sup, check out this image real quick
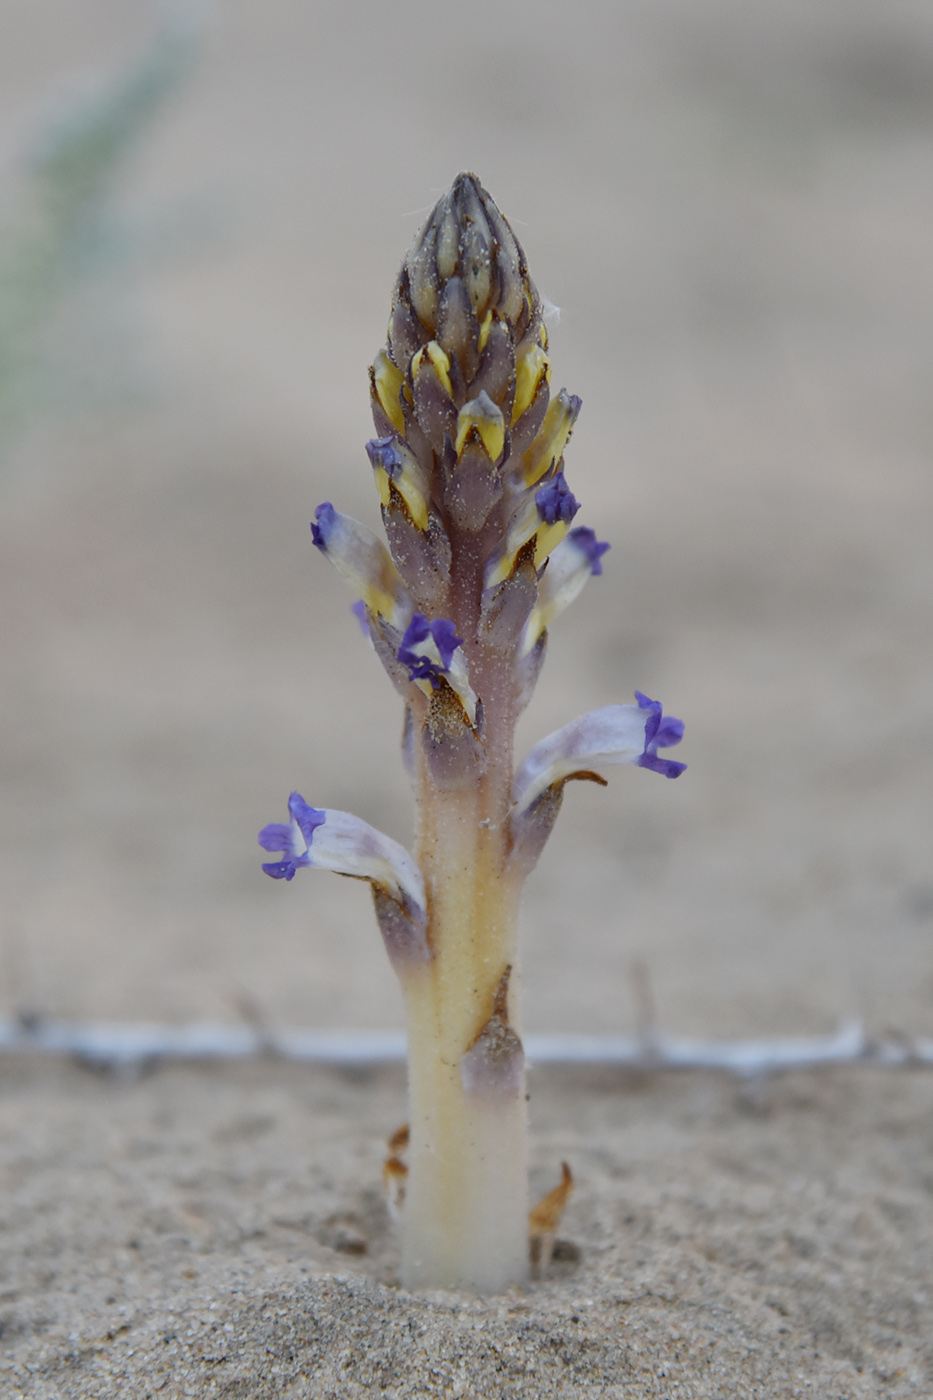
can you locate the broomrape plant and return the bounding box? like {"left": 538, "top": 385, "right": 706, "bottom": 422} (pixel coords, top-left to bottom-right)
{"left": 259, "top": 174, "right": 686, "bottom": 1292}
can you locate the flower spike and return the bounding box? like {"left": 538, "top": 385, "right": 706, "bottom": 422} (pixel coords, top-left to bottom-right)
{"left": 260, "top": 174, "right": 687, "bottom": 1292}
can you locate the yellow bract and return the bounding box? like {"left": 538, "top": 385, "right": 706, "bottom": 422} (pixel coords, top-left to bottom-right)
{"left": 484, "top": 497, "right": 571, "bottom": 592}
{"left": 533, "top": 519, "right": 570, "bottom": 568}
{"left": 364, "top": 579, "right": 404, "bottom": 623}
{"left": 372, "top": 455, "right": 430, "bottom": 531}
{"left": 523, "top": 394, "right": 578, "bottom": 487}
{"left": 373, "top": 350, "right": 405, "bottom": 435}
{"left": 512, "top": 343, "right": 549, "bottom": 424}
{"left": 373, "top": 465, "right": 392, "bottom": 509}
{"left": 455, "top": 396, "right": 505, "bottom": 463}
{"left": 399, "top": 478, "right": 429, "bottom": 530}
{"left": 411, "top": 340, "right": 452, "bottom": 398}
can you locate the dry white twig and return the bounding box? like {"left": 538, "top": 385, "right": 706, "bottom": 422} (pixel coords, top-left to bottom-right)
{"left": 1, "top": 1016, "right": 931, "bottom": 1075}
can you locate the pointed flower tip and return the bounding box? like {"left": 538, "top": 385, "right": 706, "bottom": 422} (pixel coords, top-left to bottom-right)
{"left": 403, "top": 172, "right": 532, "bottom": 337}
{"left": 398, "top": 612, "right": 463, "bottom": 688}
{"left": 635, "top": 692, "right": 687, "bottom": 778}
{"left": 451, "top": 169, "right": 483, "bottom": 195}
{"left": 569, "top": 526, "right": 610, "bottom": 575}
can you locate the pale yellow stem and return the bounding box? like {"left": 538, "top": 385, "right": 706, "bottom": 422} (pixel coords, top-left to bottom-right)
{"left": 399, "top": 781, "right": 529, "bottom": 1291}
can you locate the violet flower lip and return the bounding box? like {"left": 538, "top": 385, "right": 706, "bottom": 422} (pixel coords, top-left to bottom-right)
{"left": 397, "top": 613, "right": 464, "bottom": 688}
{"left": 534, "top": 469, "right": 579, "bottom": 525}
{"left": 258, "top": 173, "right": 686, "bottom": 1292}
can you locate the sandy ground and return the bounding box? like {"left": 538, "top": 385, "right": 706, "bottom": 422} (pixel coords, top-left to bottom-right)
{"left": 2, "top": 1059, "right": 933, "bottom": 1397}
{"left": 2, "top": 0, "right": 933, "bottom": 1393}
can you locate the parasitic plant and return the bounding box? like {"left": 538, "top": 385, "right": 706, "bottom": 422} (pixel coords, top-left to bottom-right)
{"left": 259, "top": 174, "right": 685, "bottom": 1292}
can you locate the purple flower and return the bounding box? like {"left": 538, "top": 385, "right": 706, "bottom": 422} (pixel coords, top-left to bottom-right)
{"left": 365, "top": 436, "right": 404, "bottom": 478}
{"left": 535, "top": 470, "right": 580, "bottom": 526}
{"left": 311, "top": 501, "right": 336, "bottom": 551}
{"left": 307, "top": 500, "right": 411, "bottom": 631}
{"left": 567, "top": 526, "right": 610, "bottom": 576}
{"left": 259, "top": 795, "right": 427, "bottom": 914}
{"left": 398, "top": 613, "right": 463, "bottom": 689}
{"left": 635, "top": 692, "right": 686, "bottom": 778}
{"left": 512, "top": 696, "right": 686, "bottom": 818}
{"left": 258, "top": 792, "right": 326, "bottom": 879}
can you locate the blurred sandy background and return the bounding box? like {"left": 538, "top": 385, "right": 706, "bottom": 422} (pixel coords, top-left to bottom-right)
{"left": 3, "top": 6, "right": 933, "bottom": 1396}
{"left": 2, "top": 0, "right": 932, "bottom": 1043}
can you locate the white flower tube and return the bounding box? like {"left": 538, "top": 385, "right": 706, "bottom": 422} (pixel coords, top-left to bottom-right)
{"left": 513, "top": 693, "right": 686, "bottom": 818}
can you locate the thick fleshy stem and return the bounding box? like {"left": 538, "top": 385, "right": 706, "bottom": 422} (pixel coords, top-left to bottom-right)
{"left": 398, "top": 522, "right": 530, "bottom": 1290}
